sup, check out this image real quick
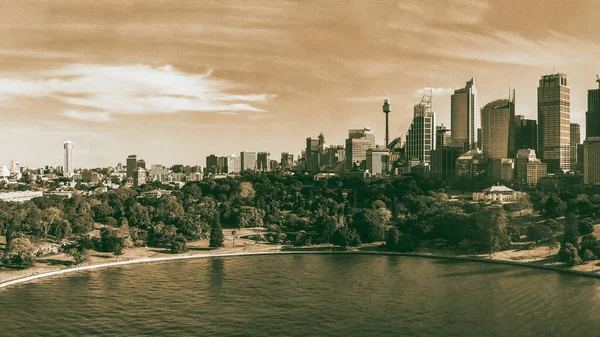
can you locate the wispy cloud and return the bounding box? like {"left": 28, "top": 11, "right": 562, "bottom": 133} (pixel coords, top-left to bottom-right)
{"left": 61, "top": 110, "right": 114, "bottom": 122}
{"left": 0, "top": 64, "right": 276, "bottom": 121}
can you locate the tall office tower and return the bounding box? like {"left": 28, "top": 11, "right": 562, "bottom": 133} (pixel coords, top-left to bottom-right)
{"left": 63, "top": 141, "right": 74, "bottom": 177}
{"left": 584, "top": 137, "right": 600, "bottom": 185}
{"left": 480, "top": 90, "right": 516, "bottom": 159}
{"left": 383, "top": 98, "right": 391, "bottom": 147}
{"left": 405, "top": 90, "right": 436, "bottom": 164}
{"left": 127, "top": 155, "right": 137, "bottom": 178}
{"left": 136, "top": 159, "right": 146, "bottom": 169}
{"left": 280, "top": 152, "right": 294, "bottom": 169}
{"left": 451, "top": 78, "right": 477, "bottom": 149}
{"left": 570, "top": 123, "right": 581, "bottom": 168}
{"left": 477, "top": 128, "right": 482, "bottom": 150}
{"left": 586, "top": 76, "right": 600, "bottom": 138}
{"left": 206, "top": 154, "right": 218, "bottom": 174}
{"left": 317, "top": 132, "right": 327, "bottom": 165}
{"left": 515, "top": 149, "right": 547, "bottom": 186}
{"left": 257, "top": 152, "right": 271, "bottom": 172}
{"left": 366, "top": 147, "right": 390, "bottom": 175}
{"left": 133, "top": 167, "right": 146, "bottom": 188}
{"left": 9, "top": 161, "right": 20, "bottom": 174}
{"left": 436, "top": 124, "right": 451, "bottom": 148}
{"left": 240, "top": 151, "right": 257, "bottom": 172}
{"left": 306, "top": 137, "right": 320, "bottom": 173}
{"left": 227, "top": 154, "right": 241, "bottom": 173}
{"left": 217, "top": 156, "right": 228, "bottom": 174}
{"left": 514, "top": 115, "right": 538, "bottom": 151}
{"left": 537, "top": 73, "right": 570, "bottom": 173}
{"left": 345, "top": 128, "right": 375, "bottom": 169}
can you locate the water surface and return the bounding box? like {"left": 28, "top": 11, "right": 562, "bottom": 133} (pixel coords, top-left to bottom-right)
{"left": 1, "top": 255, "right": 600, "bottom": 336}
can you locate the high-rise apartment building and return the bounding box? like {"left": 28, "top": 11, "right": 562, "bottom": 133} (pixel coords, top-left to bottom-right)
{"left": 136, "top": 159, "right": 146, "bottom": 169}
{"left": 240, "top": 151, "right": 257, "bottom": 172}
{"left": 586, "top": 77, "right": 600, "bottom": 138}
{"left": 64, "top": 141, "right": 74, "bottom": 177}
{"left": 570, "top": 123, "right": 581, "bottom": 168}
{"left": 206, "top": 154, "right": 218, "bottom": 174}
{"left": 133, "top": 167, "right": 146, "bottom": 188}
{"left": 480, "top": 90, "right": 515, "bottom": 159}
{"left": 127, "top": 155, "right": 137, "bottom": 178}
{"left": 451, "top": 78, "right": 477, "bottom": 149}
{"left": 537, "top": 73, "right": 570, "bottom": 173}
{"left": 405, "top": 92, "right": 436, "bottom": 164}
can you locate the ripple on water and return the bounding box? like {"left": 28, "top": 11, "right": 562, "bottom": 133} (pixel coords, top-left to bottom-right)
{"left": 2, "top": 255, "right": 600, "bottom": 337}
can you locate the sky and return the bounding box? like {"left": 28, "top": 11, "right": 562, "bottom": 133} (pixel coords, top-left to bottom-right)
{"left": 0, "top": 0, "right": 599, "bottom": 169}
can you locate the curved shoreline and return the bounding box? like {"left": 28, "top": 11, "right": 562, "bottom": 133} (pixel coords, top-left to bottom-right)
{"left": 1, "top": 250, "right": 599, "bottom": 290}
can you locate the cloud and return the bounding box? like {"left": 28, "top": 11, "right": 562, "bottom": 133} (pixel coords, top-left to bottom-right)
{"left": 415, "top": 87, "right": 454, "bottom": 97}
{"left": 0, "top": 64, "right": 276, "bottom": 121}
{"left": 341, "top": 96, "right": 389, "bottom": 103}
{"left": 61, "top": 110, "right": 114, "bottom": 122}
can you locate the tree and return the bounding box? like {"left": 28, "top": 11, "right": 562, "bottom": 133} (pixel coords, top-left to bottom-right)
{"left": 209, "top": 222, "right": 225, "bottom": 249}
{"left": 238, "top": 182, "right": 255, "bottom": 199}
{"left": 314, "top": 215, "right": 338, "bottom": 243}
{"left": 562, "top": 213, "right": 580, "bottom": 249}
{"left": 558, "top": 243, "right": 582, "bottom": 266}
{"left": 349, "top": 209, "right": 385, "bottom": 243}
{"left": 2, "top": 237, "right": 36, "bottom": 268}
{"left": 331, "top": 227, "right": 361, "bottom": 249}
{"left": 396, "top": 233, "right": 420, "bottom": 252}
{"left": 100, "top": 227, "right": 124, "bottom": 253}
{"left": 579, "top": 234, "right": 600, "bottom": 257}
{"left": 386, "top": 227, "right": 400, "bottom": 249}
{"left": 526, "top": 224, "right": 553, "bottom": 243}
{"left": 170, "top": 234, "right": 188, "bottom": 254}
{"left": 578, "top": 219, "right": 595, "bottom": 236}
{"left": 178, "top": 214, "right": 210, "bottom": 241}
{"left": 236, "top": 206, "right": 264, "bottom": 229}
{"left": 544, "top": 194, "right": 567, "bottom": 219}
{"left": 64, "top": 235, "right": 94, "bottom": 265}
{"left": 49, "top": 220, "right": 72, "bottom": 240}
{"left": 148, "top": 222, "right": 177, "bottom": 246}
{"left": 583, "top": 249, "right": 597, "bottom": 262}
{"left": 470, "top": 208, "right": 510, "bottom": 254}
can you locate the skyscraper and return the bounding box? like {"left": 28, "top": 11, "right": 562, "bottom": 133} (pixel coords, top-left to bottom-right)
{"left": 227, "top": 154, "right": 241, "bottom": 173}
{"left": 9, "top": 161, "right": 20, "bottom": 174}
{"left": 451, "top": 78, "right": 477, "bottom": 149}
{"left": 570, "top": 123, "right": 581, "bottom": 168}
{"left": 63, "top": 141, "right": 74, "bottom": 177}
{"left": 366, "top": 148, "right": 390, "bottom": 175}
{"left": 257, "top": 152, "right": 271, "bottom": 172}
{"left": 206, "top": 154, "right": 218, "bottom": 174}
{"left": 345, "top": 128, "right": 374, "bottom": 170}
{"left": 305, "top": 137, "right": 320, "bottom": 173}
{"left": 405, "top": 91, "right": 436, "bottom": 164}
{"left": 136, "top": 159, "right": 146, "bottom": 169}
{"left": 480, "top": 90, "right": 515, "bottom": 159}
{"left": 514, "top": 115, "right": 537, "bottom": 151}
{"left": 537, "top": 73, "right": 570, "bottom": 173}
{"left": 240, "top": 151, "right": 257, "bottom": 172}
{"left": 515, "top": 149, "right": 547, "bottom": 186}
{"left": 584, "top": 137, "right": 600, "bottom": 185}
{"left": 586, "top": 76, "right": 600, "bottom": 138}
{"left": 436, "top": 124, "right": 451, "bottom": 148}
{"left": 127, "top": 155, "right": 137, "bottom": 178}
{"left": 280, "top": 152, "right": 294, "bottom": 169}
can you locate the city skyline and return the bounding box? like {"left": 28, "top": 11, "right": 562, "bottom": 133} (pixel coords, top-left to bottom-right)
{"left": 1, "top": 1, "right": 599, "bottom": 168}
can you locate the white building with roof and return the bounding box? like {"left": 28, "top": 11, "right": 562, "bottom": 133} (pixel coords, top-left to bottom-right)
{"left": 472, "top": 185, "right": 524, "bottom": 203}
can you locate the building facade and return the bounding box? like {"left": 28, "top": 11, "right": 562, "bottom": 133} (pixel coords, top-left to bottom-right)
{"left": 587, "top": 78, "right": 600, "bottom": 138}
{"left": 366, "top": 148, "right": 390, "bottom": 175}
{"left": 345, "top": 128, "right": 374, "bottom": 170}
{"left": 570, "top": 123, "right": 581, "bottom": 169}
{"left": 537, "top": 73, "right": 571, "bottom": 173}
{"left": 240, "top": 151, "right": 257, "bottom": 172}
{"left": 584, "top": 137, "right": 600, "bottom": 185}
{"left": 306, "top": 137, "right": 320, "bottom": 173}
{"left": 451, "top": 78, "right": 477, "bottom": 150}
{"left": 127, "top": 155, "right": 137, "bottom": 178}
{"left": 257, "top": 152, "right": 271, "bottom": 172}
{"left": 405, "top": 95, "right": 436, "bottom": 164}
{"left": 480, "top": 90, "right": 515, "bottom": 159}
{"left": 64, "top": 141, "right": 74, "bottom": 177}
{"left": 515, "top": 149, "right": 547, "bottom": 186}
{"left": 514, "top": 115, "right": 537, "bottom": 152}
{"left": 227, "top": 154, "right": 241, "bottom": 173}
{"left": 430, "top": 145, "right": 463, "bottom": 181}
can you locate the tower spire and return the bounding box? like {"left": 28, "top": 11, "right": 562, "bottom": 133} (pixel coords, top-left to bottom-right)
{"left": 383, "top": 96, "right": 391, "bottom": 148}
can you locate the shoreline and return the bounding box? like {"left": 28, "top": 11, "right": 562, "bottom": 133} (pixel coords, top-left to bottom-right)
{"left": 2, "top": 249, "right": 600, "bottom": 290}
